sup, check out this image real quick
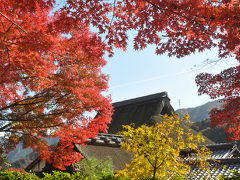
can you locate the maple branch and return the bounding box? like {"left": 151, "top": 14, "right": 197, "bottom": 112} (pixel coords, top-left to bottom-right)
{"left": 0, "top": 111, "right": 65, "bottom": 122}
{"left": 15, "top": 123, "right": 64, "bottom": 129}
{"left": 0, "top": 13, "right": 79, "bottom": 71}
{"left": 0, "top": 122, "right": 64, "bottom": 133}
{"left": 0, "top": 46, "right": 11, "bottom": 80}
{"left": 0, "top": 107, "right": 69, "bottom": 124}
{"left": 0, "top": 116, "right": 33, "bottom": 121}
{"left": 0, "top": 89, "right": 69, "bottom": 112}
{"left": 156, "top": 154, "right": 167, "bottom": 169}
{"left": 0, "top": 91, "right": 72, "bottom": 128}
{"left": 0, "top": 130, "right": 47, "bottom": 143}
{"left": 5, "top": 23, "right": 13, "bottom": 34}
{"left": 1, "top": 22, "right": 14, "bottom": 43}
{"left": 0, "top": 89, "right": 52, "bottom": 112}
{"left": 20, "top": 102, "right": 47, "bottom": 117}
{"left": 22, "top": 110, "right": 69, "bottom": 121}
{"left": 102, "top": 0, "right": 117, "bottom": 43}
{"left": 0, "top": 123, "right": 12, "bottom": 131}
{"left": 110, "top": 0, "right": 117, "bottom": 27}
{"left": 0, "top": 100, "right": 45, "bottom": 112}
{"left": 144, "top": 0, "right": 208, "bottom": 32}
{"left": 0, "top": 18, "right": 7, "bottom": 35}
{"left": 109, "top": 0, "right": 117, "bottom": 32}
{"left": 0, "top": 12, "right": 27, "bottom": 33}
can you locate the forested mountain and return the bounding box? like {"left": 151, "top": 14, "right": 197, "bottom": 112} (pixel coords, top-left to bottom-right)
{"left": 176, "top": 100, "right": 227, "bottom": 143}
{"left": 176, "top": 100, "right": 223, "bottom": 122}
{"left": 191, "top": 119, "right": 227, "bottom": 143}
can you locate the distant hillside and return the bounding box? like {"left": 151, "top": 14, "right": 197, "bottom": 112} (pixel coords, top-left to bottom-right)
{"left": 176, "top": 100, "right": 228, "bottom": 143}
{"left": 191, "top": 119, "right": 227, "bottom": 143}
{"left": 176, "top": 100, "right": 223, "bottom": 122}
{"left": 7, "top": 138, "right": 59, "bottom": 169}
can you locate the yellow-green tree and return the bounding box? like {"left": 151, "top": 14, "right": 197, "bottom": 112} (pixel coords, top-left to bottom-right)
{"left": 116, "top": 113, "right": 211, "bottom": 179}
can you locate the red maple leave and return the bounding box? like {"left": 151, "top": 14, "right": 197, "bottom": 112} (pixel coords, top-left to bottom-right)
{"left": 196, "top": 65, "right": 240, "bottom": 141}
{"left": 1, "top": 0, "right": 240, "bottom": 170}
{"left": 64, "top": 0, "right": 239, "bottom": 140}
{"left": 0, "top": 0, "right": 112, "bottom": 169}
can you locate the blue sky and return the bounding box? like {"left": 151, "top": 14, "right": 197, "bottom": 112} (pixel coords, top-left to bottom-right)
{"left": 103, "top": 43, "right": 237, "bottom": 110}
{"left": 53, "top": 0, "right": 237, "bottom": 110}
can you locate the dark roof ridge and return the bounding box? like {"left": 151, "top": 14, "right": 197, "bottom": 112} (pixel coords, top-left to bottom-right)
{"left": 98, "top": 133, "right": 124, "bottom": 138}
{"left": 204, "top": 141, "right": 238, "bottom": 149}
{"left": 181, "top": 142, "right": 240, "bottom": 156}
{"left": 113, "top": 91, "right": 170, "bottom": 108}
{"left": 216, "top": 157, "right": 240, "bottom": 164}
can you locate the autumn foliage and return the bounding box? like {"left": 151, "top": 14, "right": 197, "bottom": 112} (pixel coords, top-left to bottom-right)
{"left": 64, "top": 0, "right": 240, "bottom": 59}
{"left": 117, "top": 114, "right": 210, "bottom": 179}
{"left": 0, "top": 0, "right": 112, "bottom": 170}
{"left": 0, "top": 0, "right": 239, "bottom": 170}
{"left": 196, "top": 66, "right": 240, "bottom": 141}
{"left": 62, "top": 0, "right": 240, "bottom": 140}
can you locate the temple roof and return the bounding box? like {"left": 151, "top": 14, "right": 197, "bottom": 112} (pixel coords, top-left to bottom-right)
{"left": 108, "top": 92, "right": 174, "bottom": 133}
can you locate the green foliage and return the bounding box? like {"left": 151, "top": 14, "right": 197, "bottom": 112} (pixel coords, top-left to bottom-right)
{"left": 0, "top": 171, "right": 39, "bottom": 180}
{"left": 116, "top": 113, "right": 211, "bottom": 179}
{"left": 191, "top": 119, "right": 227, "bottom": 143}
{"left": 0, "top": 170, "right": 193, "bottom": 179}
{"left": 73, "top": 157, "right": 114, "bottom": 179}
{"left": 0, "top": 157, "right": 115, "bottom": 180}
{"left": 42, "top": 171, "right": 86, "bottom": 180}
{"left": 42, "top": 171, "right": 74, "bottom": 180}
{"left": 0, "top": 170, "right": 118, "bottom": 180}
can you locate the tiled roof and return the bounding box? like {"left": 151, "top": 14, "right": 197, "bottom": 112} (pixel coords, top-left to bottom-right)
{"left": 205, "top": 141, "right": 240, "bottom": 151}
{"left": 189, "top": 158, "right": 240, "bottom": 179}
{"left": 205, "top": 143, "right": 240, "bottom": 160}
{"left": 87, "top": 133, "right": 123, "bottom": 147}
{"left": 183, "top": 141, "right": 240, "bottom": 179}
{"left": 181, "top": 141, "right": 240, "bottom": 159}
{"left": 211, "top": 149, "right": 232, "bottom": 159}
{"left": 209, "top": 144, "right": 240, "bottom": 159}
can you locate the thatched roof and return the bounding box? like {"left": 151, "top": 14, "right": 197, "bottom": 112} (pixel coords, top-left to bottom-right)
{"left": 108, "top": 92, "right": 174, "bottom": 133}
{"left": 108, "top": 92, "right": 213, "bottom": 144}
{"left": 75, "top": 134, "right": 132, "bottom": 170}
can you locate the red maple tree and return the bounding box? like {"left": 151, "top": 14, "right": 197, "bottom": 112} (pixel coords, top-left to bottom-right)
{"left": 196, "top": 66, "right": 240, "bottom": 141}
{"left": 64, "top": 0, "right": 239, "bottom": 140}
{"left": 0, "top": 0, "right": 112, "bottom": 170}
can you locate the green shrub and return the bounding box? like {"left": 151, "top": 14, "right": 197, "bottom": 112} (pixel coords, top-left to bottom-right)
{"left": 42, "top": 171, "right": 86, "bottom": 180}
{"left": 0, "top": 170, "right": 167, "bottom": 180}
{"left": 73, "top": 157, "right": 114, "bottom": 179}
{"left": 0, "top": 170, "right": 117, "bottom": 180}
{"left": 0, "top": 171, "right": 39, "bottom": 180}
{"left": 42, "top": 171, "right": 120, "bottom": 180}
